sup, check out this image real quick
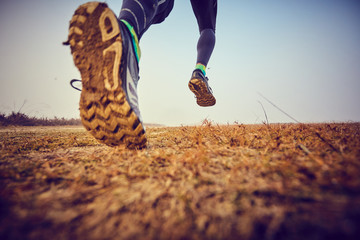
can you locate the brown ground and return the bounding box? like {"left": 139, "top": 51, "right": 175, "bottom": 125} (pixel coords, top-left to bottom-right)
{"left": 0, "top": 122, "right": 359, "bottom": 240}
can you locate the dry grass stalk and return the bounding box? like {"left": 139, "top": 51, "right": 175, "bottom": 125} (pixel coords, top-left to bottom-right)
{"left": 0, "top": 122, "right": 360, "bottom": 240}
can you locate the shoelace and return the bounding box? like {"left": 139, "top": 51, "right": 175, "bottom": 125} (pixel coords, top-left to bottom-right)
{"left": 70, "top": 79, "right": 82, "bottom": 91}
{"left": 69, "top": 75, "right": 141, "bottom": 92}
{"left": 204, "top": 76, "right": 213, "bottom": 94}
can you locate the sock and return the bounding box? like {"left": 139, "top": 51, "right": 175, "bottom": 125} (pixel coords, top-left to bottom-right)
{"left": 195, "top": 63, "right": 206, "bottom": 76}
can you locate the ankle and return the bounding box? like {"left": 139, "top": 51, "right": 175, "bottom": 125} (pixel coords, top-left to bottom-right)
{"left": 195, "top": 63, "right": 206, "bottom": 76}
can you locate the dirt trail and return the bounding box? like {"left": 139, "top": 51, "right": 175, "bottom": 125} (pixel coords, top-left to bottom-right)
{"left": 1, "top": 123, "right": 360, "bottom": 239}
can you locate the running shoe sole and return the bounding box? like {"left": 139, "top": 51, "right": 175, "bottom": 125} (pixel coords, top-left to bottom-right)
{"left": 188, "top": 78, "right": 216, "bottom": 107}
{"left": 67, "top": 2, "right": 146, "bottom": 149}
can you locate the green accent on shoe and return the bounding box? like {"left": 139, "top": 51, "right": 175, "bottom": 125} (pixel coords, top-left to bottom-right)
{"left": 120, "top": 19, "right": 141, "bottom": 63}
{"left": 195, "top": 63, "right": 206, "bottom": 76}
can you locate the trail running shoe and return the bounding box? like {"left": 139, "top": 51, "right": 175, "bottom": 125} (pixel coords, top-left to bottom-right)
{"left": 188, "top": 69, "right": 216, "bottom": 107}
{"left": 64, "top": 2, "right": 146, "bottom": 149}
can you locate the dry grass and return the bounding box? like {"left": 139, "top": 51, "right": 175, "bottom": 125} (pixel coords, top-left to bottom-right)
{"left": 0, "top": 122, "right": 360, "bottom": 240}
{"left": 0, "top": 112, "right": 81, "bottom": 126}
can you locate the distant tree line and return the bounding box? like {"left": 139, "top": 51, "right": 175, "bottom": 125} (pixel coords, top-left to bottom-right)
{"left": 0, "top": 112, "right": 81, "bottom": 126}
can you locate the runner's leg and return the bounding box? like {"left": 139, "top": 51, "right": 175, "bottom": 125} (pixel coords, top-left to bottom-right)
{"left": 119, "top": 0, "right": 174, "bottom": 40}
{"left": 190, "top": 0, "right": 217, "bottom": 75}
{"left": 196, "top": 29, "right": 215, "bottom": 75}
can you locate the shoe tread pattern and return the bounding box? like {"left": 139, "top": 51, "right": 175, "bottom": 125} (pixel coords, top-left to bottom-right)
{"left": 67, "top": 2, "right": 146, "bottom": 149}
{"left": 188, "top": 78, "right": 216, "bottom": 107}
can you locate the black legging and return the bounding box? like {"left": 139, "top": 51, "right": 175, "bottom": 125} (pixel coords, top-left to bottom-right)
{"left": 119, "top": 0, "right": 217, "bottom": 67}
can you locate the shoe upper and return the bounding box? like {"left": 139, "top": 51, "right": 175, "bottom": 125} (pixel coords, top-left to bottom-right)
{"left": 118, "top": 21, "right": 143, "bottom": 123}
{"left": 191, "top": 69, "right": 213, "bottom": 94}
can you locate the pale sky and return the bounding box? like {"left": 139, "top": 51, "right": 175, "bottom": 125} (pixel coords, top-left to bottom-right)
{"left": 1, "top": 0, "right": 359, "bottom": 126}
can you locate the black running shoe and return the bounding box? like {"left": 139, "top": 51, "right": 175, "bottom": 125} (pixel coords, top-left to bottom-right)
{"left": 188, "top": 69, "right": 216, "bottom": 107}
{"left": 64, "top": 2, "right": 146, "bottom": 149}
